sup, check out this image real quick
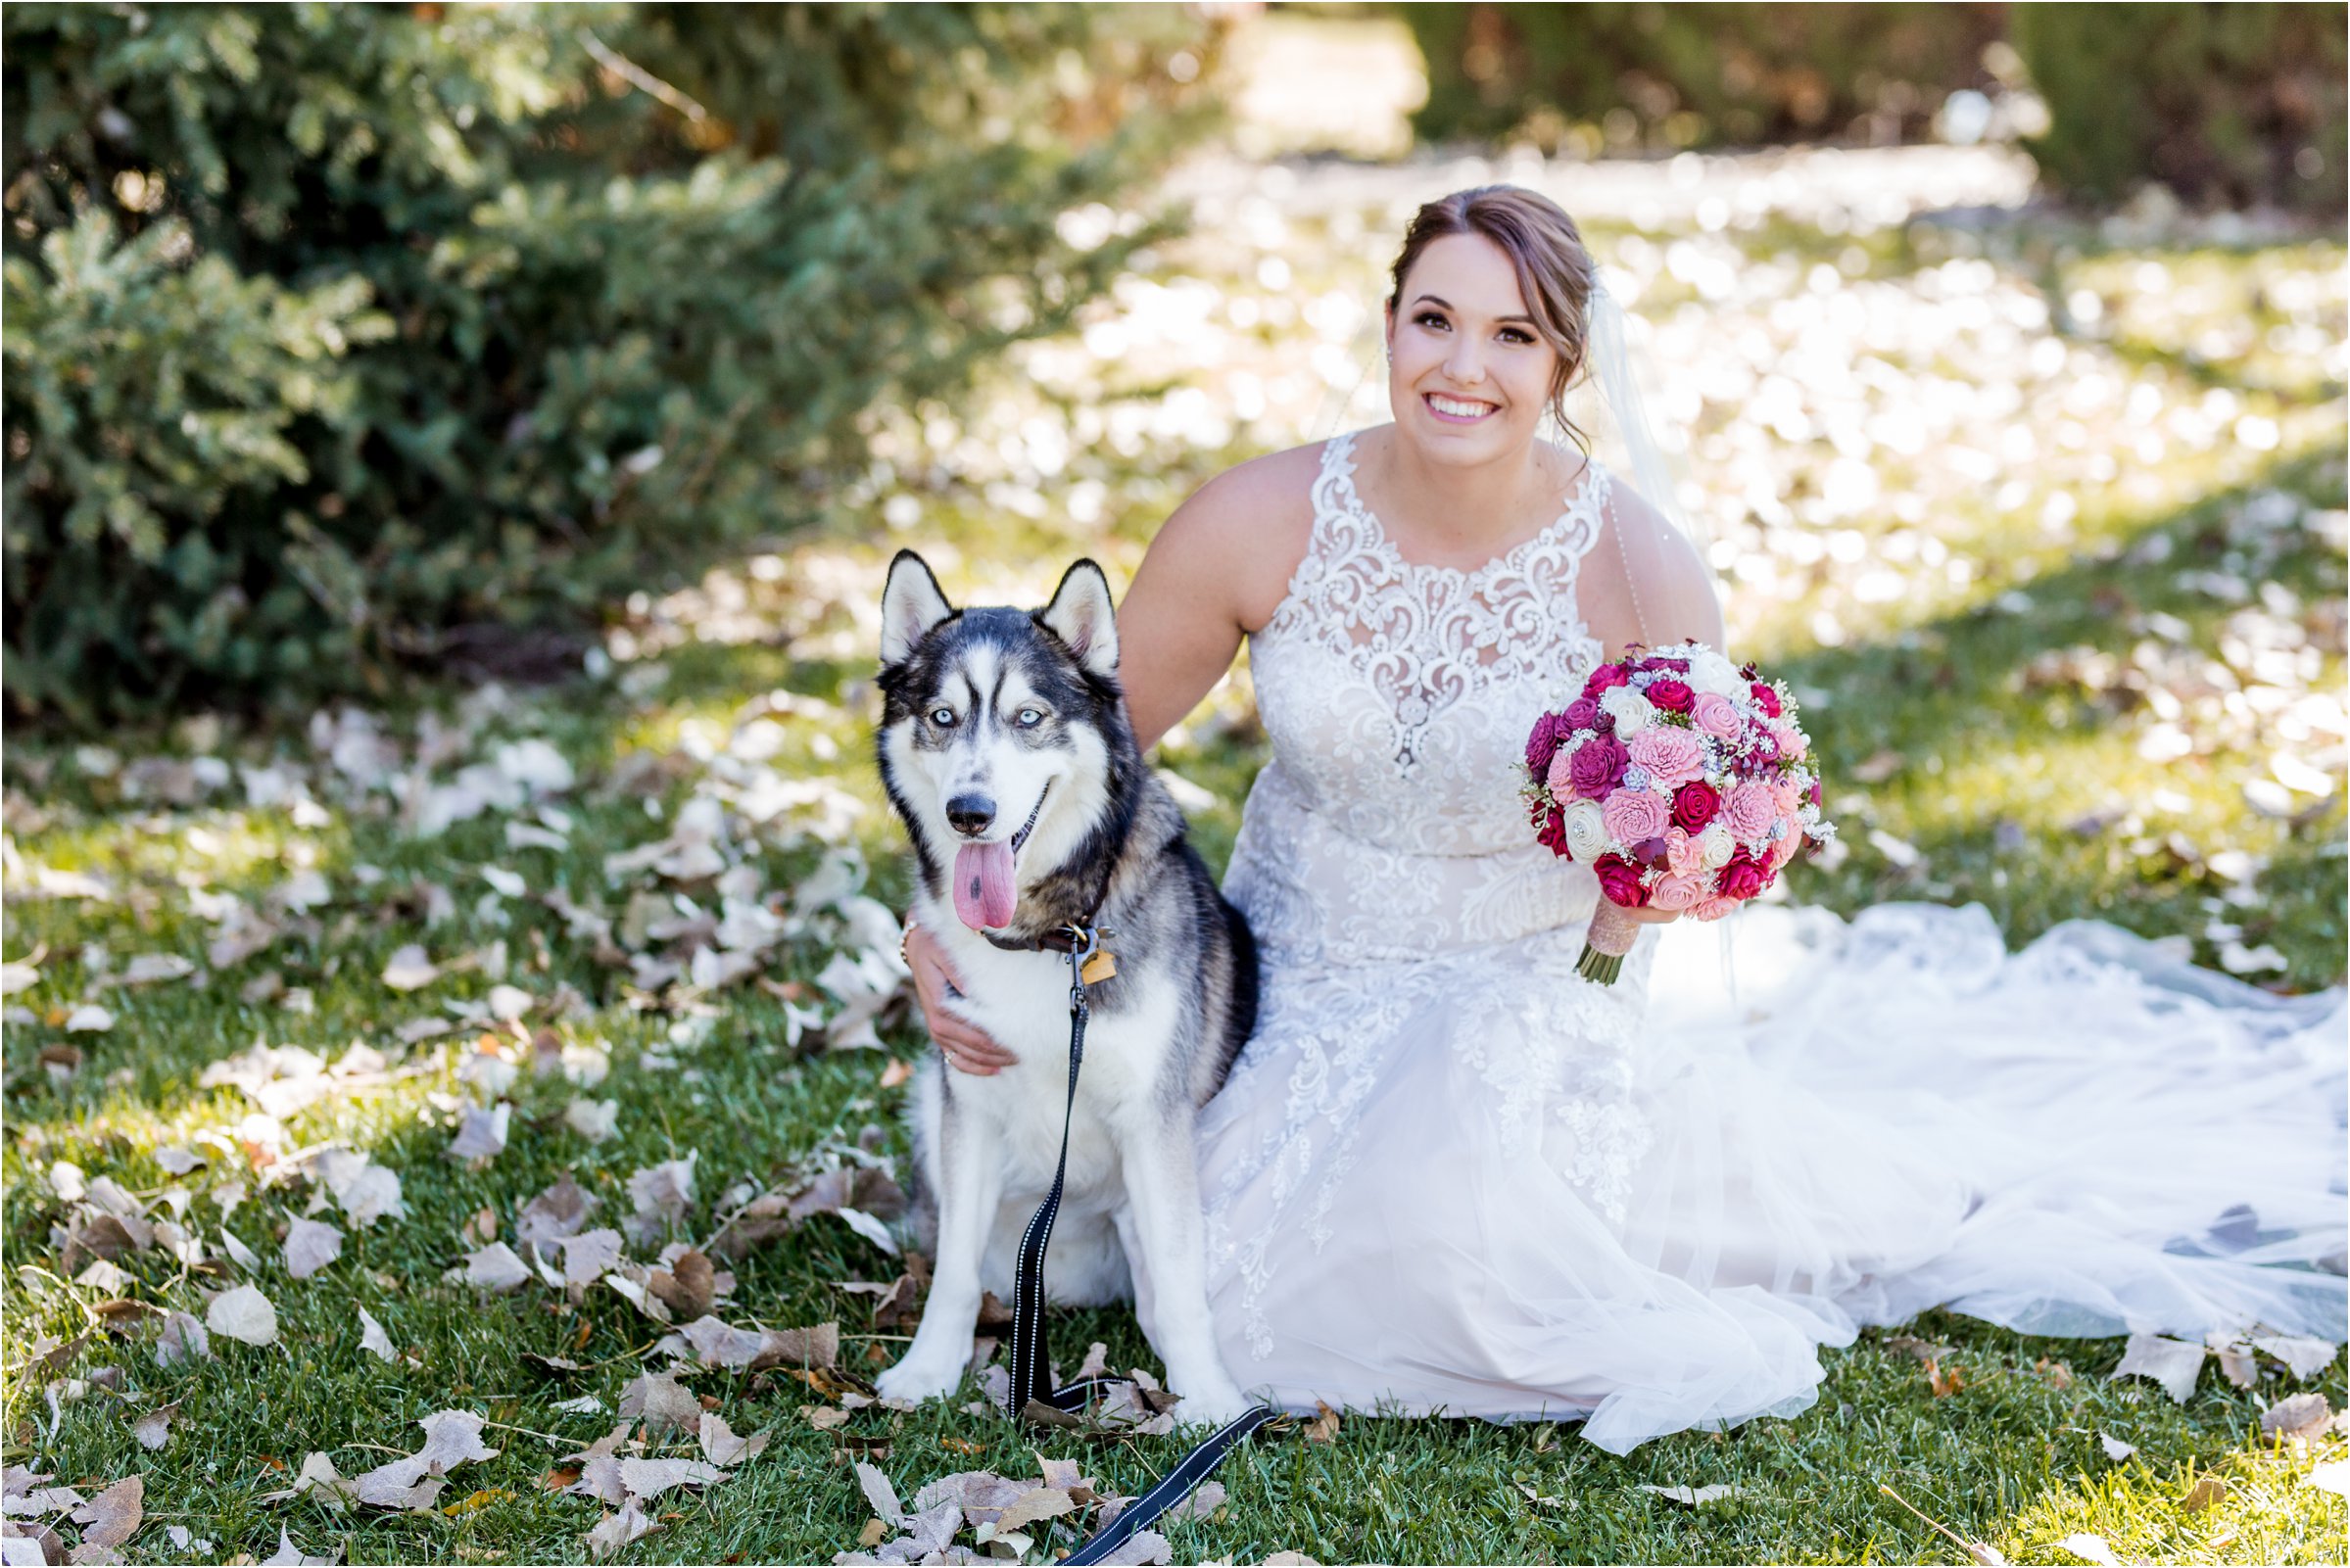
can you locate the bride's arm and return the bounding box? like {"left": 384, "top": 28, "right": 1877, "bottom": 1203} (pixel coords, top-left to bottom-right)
{"left": 1117, "top": 453, "right": 1312, "bottom": 753}
{"left": 1587, "top": 482, "right": 1726, "bottom": 660}
{"left": 1588, "top": 482, "right": 1727, "bottom": 927}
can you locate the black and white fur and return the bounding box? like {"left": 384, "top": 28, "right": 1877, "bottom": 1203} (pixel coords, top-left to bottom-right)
{"left": 872, "top": 549, "right": 1260, "bottom": 1424}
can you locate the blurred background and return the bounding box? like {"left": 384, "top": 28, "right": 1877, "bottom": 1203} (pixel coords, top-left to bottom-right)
{"left": 2, "top": 2, "right": 2344, "bottom": 974}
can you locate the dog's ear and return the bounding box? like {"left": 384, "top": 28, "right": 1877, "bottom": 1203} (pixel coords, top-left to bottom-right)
{"left": 881, "top": 550, "right": 955, "bottom": 667}
{"left": 1039, "top": 558, "right": 1120, "bottom": 678}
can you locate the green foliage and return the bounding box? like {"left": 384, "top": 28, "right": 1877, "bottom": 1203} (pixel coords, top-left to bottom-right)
{"left": 1, "top": 3, "right": 1217, "bottom": 726}
{"left": 2013, "top": 3, "right": 2347, "bottom": 214}
{"left": 1401, "top": 3, "right": 2001, "bottom": 153}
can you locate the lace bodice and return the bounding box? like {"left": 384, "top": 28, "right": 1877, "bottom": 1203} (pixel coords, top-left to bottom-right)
{"left": 1225, "top": 430, "right": 1615, "bottom": 965}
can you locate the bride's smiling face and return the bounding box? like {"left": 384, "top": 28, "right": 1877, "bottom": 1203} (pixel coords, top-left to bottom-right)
{"left": 1385, "top": 232, "right": 1560, "bottom": 464}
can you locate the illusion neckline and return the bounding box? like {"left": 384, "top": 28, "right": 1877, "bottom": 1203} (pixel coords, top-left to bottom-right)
{"left": 1323, "top": 428, "right": 1609, "bottom": 585}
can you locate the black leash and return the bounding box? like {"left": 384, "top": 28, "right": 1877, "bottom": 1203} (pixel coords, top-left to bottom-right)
{"left": 1004, "top": 921, "right": 1277, "bottom": 1566}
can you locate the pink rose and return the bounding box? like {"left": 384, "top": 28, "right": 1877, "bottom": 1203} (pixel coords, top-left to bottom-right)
{"left": 1689, "top": 895, "right": 1739, "bottom": 922}
{"left": 1649, "top": 872, "right": 1705, "bottom": 912}
{"left": 1583, "top": 664, "right": 1630, "bottom": 699}
{"left": 1601, "top": 786, "right": 1670, "bottom": 846}
{"left": 1767, "top": 779, "right": 1801, "bottom": 820}
{"left": 1625, "top": 728, "right": 1706, "bottom": 789}
{"left": 1751, "top": 682, "right": 1782, "bottom": 717}
{"left": 1560, "top": 733, "right": 1628, "bottom": 799}
{"left": 1722, "top": 782, "right": 1778, "bottom": 842}
{"left": 1769, "top": 718, "right": 1806, "bottom": 760}
{"left": 1690, "top": 692, "right": 1742, "bottom": 740}
{"left": 1769, "top": 829, "right": 1801, "bottom": 869}
{"left": 1663, "top": 827, "right": 1706, "bottom": 879}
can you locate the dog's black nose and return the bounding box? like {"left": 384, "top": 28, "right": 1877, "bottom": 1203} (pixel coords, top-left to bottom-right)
{"left": 945, "top": 793, "right": 995, "bottom": 836}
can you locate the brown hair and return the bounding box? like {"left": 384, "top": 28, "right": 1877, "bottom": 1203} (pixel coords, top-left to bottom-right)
{"left": 1387, "top": 185, "right": 1597, "bottom": 443}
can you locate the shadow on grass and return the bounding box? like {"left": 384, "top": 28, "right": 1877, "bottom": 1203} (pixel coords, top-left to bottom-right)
{"left": 1780, "top": 444, "right": 2348, "bottom": 988}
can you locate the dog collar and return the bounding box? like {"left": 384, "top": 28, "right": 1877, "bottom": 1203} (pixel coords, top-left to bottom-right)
{"left": 981, "top": 916, "right": 1103, "bottom": 956}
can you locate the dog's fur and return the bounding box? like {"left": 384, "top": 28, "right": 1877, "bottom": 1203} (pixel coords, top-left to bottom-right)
{"left": 871, "top": 549, "right": 1260, "bottom": 1423}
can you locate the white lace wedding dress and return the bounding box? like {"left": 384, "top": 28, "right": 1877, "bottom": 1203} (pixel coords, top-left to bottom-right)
{"left": 1186, "top": 430, "right": 2347, "bottom": 1453}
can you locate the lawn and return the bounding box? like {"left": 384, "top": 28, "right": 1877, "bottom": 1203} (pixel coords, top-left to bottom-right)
{"left": 4, "top": 142, "right": 2345, "bottom": 1565}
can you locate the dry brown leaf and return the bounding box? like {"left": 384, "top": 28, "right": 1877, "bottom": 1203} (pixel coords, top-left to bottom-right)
{"left": 463, "top": 1242, "right": 532, "bottom": 1293}
{"left": 1303, "top": 1402, "right": 1339, "bottom": 1444}
{"left": 1927, "top": 1359, "right": 1966, "bottom": 1398}
{"left": 584, "top": 1498, "right": 659, "bottom": 1559}
{"left": 617, "top": 1370, "right": 702, "bottom": 1436}
{"left": 2261, "top": 1391, "right": 2332, "bottom": 1441}
{"left": 69, "top": 1476, "right": 141, "bottom": 1550}
{"left": 131, "top": 1402, "right": 179, "bottom": 1451}
{"left": 647, "top": 1250, "right": 716, "bottom": 1320}
{"left": 802, "top": 1404, "right": 850, "bottom": 1431}
{"left": 2181, "top": 1476, "right": 2230, "bottom": 1512}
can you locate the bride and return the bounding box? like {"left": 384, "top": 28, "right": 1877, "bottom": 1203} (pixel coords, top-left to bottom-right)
{"left": 900, "top": 185, "right": 2346, "bottom": 1453}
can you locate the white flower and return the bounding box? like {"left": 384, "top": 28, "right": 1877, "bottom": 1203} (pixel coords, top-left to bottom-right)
{"left": 1699, "top": 822, "right": 1736, "bottom": 868}
{"left": 1687, "top": 649, "right": 1745, "bottom": 697}
{"left": 1563, "top": 800, "right": 1610, "bottom": 861}
{"left": 1599, "top": 686, "right": 1655, "bottom": 735}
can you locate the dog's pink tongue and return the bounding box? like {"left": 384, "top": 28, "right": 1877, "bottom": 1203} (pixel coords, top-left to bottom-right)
{"left": 951, "top": 841, "right": 1018, "bottom": 929}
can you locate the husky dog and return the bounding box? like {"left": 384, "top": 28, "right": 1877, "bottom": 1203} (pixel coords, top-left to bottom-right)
{"left": 872, "top": 549, "right": 1260, "bottom": 1424}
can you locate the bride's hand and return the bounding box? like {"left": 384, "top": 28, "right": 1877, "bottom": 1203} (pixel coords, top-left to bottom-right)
{"left": 904, "top": 921, "right": 1020, "bottom": 1075}
{"left": 1618, "top": 905, "right": 1684, "bottom": 926}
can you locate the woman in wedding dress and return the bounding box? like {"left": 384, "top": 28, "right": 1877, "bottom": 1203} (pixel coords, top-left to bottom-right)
{"left": 903, "top": 185, "right": 2346, "bottom": 1453}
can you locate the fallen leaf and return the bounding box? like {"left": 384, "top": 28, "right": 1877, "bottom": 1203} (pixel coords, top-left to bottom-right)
{"left": 2057, "top": 1532, "right": 2119, "bottom": 1566}
{"left": 1639, "top": 1483, "right": 1742, "bottom": 1506}
{"left": 617, "top": 1370, "right": 702, "bottom": 1436}
{"left": 1303, "top": 1402, "right": 1339, "bottom": 1444}
{"left": 65, "top": 1005, "right": 115, "bottom": 1033}
{"left": 1162, "top": 1479, "right": 1225, "bottom": 1522}
{"left": 2099, "top": 1432, "right": 2135, "bottom": 1461}
{"left": 68, "top": 1477, "right": 140, "bottom": 1549}
{"left": 441, "top": 1488, "right": 508, "bottom": 1519}
{"left": 584, "top": 1498, "right": 659, "bottom": 1558}
{"left": 993, "top": 1485, "right": 1075, "bottom": 1533}
{"left": 1928, "top": 1359, "right": 1966, "bottom": 1398}
{"left": 2254, "top": 1335, "right": 2341, "bottom": 1380}
{"left": 2304, "top": 1459, "right": 2350, "bottom": 1497}
{"left": 284, "top": 1217, "right": 344, "bottom": 1280}
{"left": 2036, "top": 1357, "right": 2075, "bottom": 1390}
{"left": 696, "top": 1412, "right": 769, "bottom": 1468}
{"left": 449, "top": 1103, "right": 511, "bottom": 1163}
{"left": 464, "top": 1242, "right": 532, "bottom": 1294}
{"left": 854, "top": 1461, "right": 903, "bottom": 1528}
{"left": 154, "top": 1310, "right": 210, "bottom": 1367}
{"left": 558, "top": 1229, "right": 624, "bottom": 1290}
{"left": 1093, "top": 1529, "right": 1173, "bottom": 1565}
{"left": 131, "top": 1402, "right": 178, "bottom": 1451}
{"left": 565, "top": 1098, "right": 620, "bottom": 1142}
{"left": 2181, "top": 1476, "right": 2229, "bottom": 1511}
{"left": 749, "top": 1321, "right": 839, "bottom": 1372}
{"left": 2261, "top": 1391, "right": 2333, "bottom": 1441}
{"left": 625, "top": 1154, "right": 698, "bottom": 1244}
{"left": 206, "top": 1284, "right": 279, "bottom": 1347}
{"left": 803, "top": 1404, "right": 850, "bottom": 1431}
{"left": 2114, "top": 1333, "right": 2205, "bottom": 1403}
{"left": 260, "top": 1526, "right": 333, "bottom": 1566}
{"left": 381, "top": 945, "right": 439, "bottom": 991}
{"left": 647, "top": 1250, "right": 717, "bottom": 1319}
{"left": 358, "top": 1307, "right": 397, "bottom": 1362}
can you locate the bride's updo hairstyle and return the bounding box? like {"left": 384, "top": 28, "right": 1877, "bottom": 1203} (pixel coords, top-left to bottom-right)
{"left": 1387, "top": 185, "right": 1597, "bottom": 441}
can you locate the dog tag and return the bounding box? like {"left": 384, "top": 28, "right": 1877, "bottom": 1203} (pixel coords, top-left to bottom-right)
{"left": 1080, "top": 948, "right": 1117, "bottom": 985}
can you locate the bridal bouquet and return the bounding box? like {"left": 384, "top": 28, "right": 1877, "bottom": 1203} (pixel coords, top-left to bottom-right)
{"left": 1523, "top": 642, "right": 1835, "bottom": 983}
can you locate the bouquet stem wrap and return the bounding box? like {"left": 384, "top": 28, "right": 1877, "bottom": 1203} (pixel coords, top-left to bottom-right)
{"left": 1577, "top": 900, "right": 1643, "bottom": 985}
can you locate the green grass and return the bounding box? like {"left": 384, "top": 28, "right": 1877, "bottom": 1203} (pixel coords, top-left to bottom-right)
{"left": 6, "top": 142, "right": 2347, "bottom": 1564}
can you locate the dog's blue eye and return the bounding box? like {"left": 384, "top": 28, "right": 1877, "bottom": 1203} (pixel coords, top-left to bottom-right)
{"left": 1017, "top": 708, "right": 1044, "bottom": 727}
{"left": 930, "top": 707, "right": 956, "bottom": 726}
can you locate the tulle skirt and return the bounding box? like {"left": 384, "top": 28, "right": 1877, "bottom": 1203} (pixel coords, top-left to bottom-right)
{"left": 1188, "top": 899, "right": 2347, "bottom": 1452}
